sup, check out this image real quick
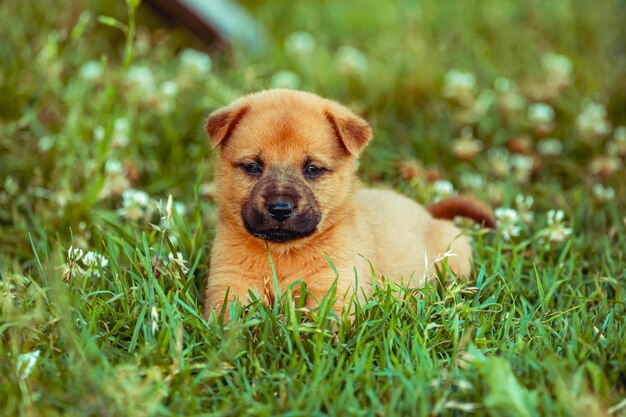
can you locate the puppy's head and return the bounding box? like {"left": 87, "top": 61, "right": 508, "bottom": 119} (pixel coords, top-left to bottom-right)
{"left": 206, "top": 89, "right": 372, "bottom": 244}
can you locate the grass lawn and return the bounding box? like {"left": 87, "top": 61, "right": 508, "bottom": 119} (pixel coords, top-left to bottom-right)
{"left": 1, "top": 0, "right": 625, "bottom": 416}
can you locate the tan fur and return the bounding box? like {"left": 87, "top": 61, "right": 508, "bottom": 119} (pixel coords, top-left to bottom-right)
{"left": 203, "top": 89, "right": 486, "bottom": 318}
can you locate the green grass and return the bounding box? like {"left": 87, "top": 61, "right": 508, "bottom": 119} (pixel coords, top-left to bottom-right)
{"left": 1, "top": 0, "right": 625, "bottom": 416}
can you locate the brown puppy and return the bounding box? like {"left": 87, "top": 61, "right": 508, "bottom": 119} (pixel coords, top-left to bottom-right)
{"left": 203, "top": 89, "right": 494, "bottom": 317}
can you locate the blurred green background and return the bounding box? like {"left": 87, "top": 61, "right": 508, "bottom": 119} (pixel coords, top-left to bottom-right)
{"left": 1, "top": 1, "right": 625, "bottom": 416}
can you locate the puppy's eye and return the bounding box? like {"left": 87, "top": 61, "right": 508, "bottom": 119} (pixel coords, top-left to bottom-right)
{"left": 241, "top": 162, "right": 263, "bottom": 176}
{"left": 303, "top": 164, "right": 325, "bottom": 179}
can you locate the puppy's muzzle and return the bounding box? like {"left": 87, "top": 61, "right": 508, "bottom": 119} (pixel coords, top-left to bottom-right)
{"left": 241, "top": 171, "right": 321, "bottom": 243}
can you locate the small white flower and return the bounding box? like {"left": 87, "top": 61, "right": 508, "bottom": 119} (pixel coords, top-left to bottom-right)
{"left": 515, "top": 194, "right": 534, "bottom": 209}
{"left": 285, "top": 31, "right": 315, "bottom": 57}
{"left": 82, "top": 251, "right": 109, "bottom": 269}
{"left": 541, "top": 53, "right": 573, "bottom": 84}
{"left": 38, "top": 135, "right": 54, "bottom": 152}
{"left": 542, "top": 209, "right": 572, "bottom": 245}
{"left": 511, "top": 154, "right": 534, "bottom": 184}
{"left": 576, "top": 102, "right": 611, "bottom": 140}
{"left": 444, "top": 70, "right": 476, "bottom": 93}
{"left": 124, "top": 189, "right": 149, "bottom": 207}
{"left": 433, "top": 180, "right": 454, "bottom": 200}
{"left": 67, "top": 246, "right": 84, "bottom": 262}
{"left": 82, "top": 251, "right": 97, "bottom": 267}
{"left": 59, "top": 261, "right": 84, "bottom": 282}
{"left": 537, "top": 138, "right": 563, "bottom": 157}
{"left": 99, "top": 159, "right": 130, "bottom": 200}
{"left": 113, "top": 117, "right": 130, "bottom": 147}
{"left": 443, "top": 70, "right": 476, "bottom": 106}
{"left": 270, "top": 70, "right": 301, "bottom": 89}
{"left": 17, "top": 350, "right": 40, "bottom": 379}
{"left": 592, "top": 184, "right": 615, "bottom": 203}
{"left": 114, "top": 117, "right": 129, "bottom": 133}
{"left": 547, "top": 209, "right": 564, "bottom": 224}
{"left": 80, "top": 60, "right": 103, "bottom": 82}
{"left": 452, "top": 128, "right": 483, "bottom": 160}
{"left": 93, "top": 126, "right": 106, "bottom": 142}
{"left": 528, "top": 103, "right": 555, "bottom": 132}
{"left": 589, "top": 155, "right": 622, "bottom": 177}
{"left": 514, "top": 194, "right": 535, "bottom": 224}
{"left": 542, "top": 53, "right": 573, "bottom": 76}
{"left": 495, "top": 207, "right": 521, "bottom": 241}
{"left": 157, "top": 80, "right": 179, "bottom": 114}
{"left": 126, "top": 65, "right": 155, "bottom": 93}
{"left": 105, "top": 159, "right": 123, "bottom": 175}
{"left": 336, "top": 46, "right": 368, "bottom": 76}
{"left": 528, "top": 103, "right": 555, "bottom": 123}
{"left": 180, "top": 49, "right": 212, "bottom": 76}
{"left": 118, "top": 189, "right": 151, "bottom": 221}
{"left": 160, "top": 80, "right": 178, "bottom": 97}
{"left": 168, "top": 251, "right": 189, "bottom": 274}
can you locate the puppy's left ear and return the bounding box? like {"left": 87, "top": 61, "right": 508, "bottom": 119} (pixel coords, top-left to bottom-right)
{"left": 205, "top": 100, "right": 250, "bottom": 148}
{"left": 325, "top": 104, "right": 372, "bottom": 157}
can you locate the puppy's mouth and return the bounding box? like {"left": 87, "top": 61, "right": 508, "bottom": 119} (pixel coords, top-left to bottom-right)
{"left": 242, "top": 223, "right": 317, "bottom": 243}
{"left": 242, "top": 205, "right": 321, "bottom": 243}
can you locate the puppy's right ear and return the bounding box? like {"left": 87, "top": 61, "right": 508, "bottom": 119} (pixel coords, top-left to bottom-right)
{"left": 205, "top": 101, "right": 250, "bottom": 148}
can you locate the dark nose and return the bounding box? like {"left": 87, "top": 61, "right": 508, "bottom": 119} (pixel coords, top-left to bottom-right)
{"left": 267, "top": 199, "right": 294, "bottom": 222}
